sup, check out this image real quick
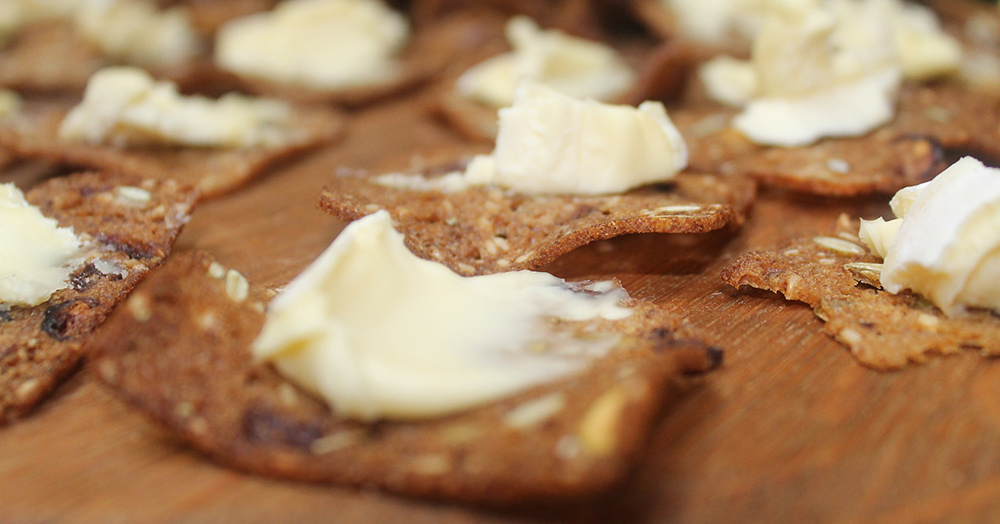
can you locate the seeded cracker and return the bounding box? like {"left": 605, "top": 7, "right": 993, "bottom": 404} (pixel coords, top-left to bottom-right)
{"left": 673, "top": 84, "right": 1000, "bottom": 196}
{"left": 0, "top": 171, "right": 196, "bottom": 424}
{"left": 318, "top": 159, "right": 755, "bottom": 276}
{"left": 0, "top": 98, "right": 345, "bottom": 199}
{"left": 89, "top": 251, "right": 722, "bottom": 503}
{"left": 721, "top": 219, "right": 1000, "bottom": 370}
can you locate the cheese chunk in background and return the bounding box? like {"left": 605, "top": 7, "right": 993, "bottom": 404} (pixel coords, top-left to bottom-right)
{"left": 58, "top": 67, "right": 295, "bottom": 148}
{"left": 0, "top": 184, "right": 84, "bottom": 307}
{"left": 253, "top": 210, "right": 633, "bottom": 421}
{"left": 215, "top": 0, "right": 409, "bottom": 90}
{"left": 859, "top": 157, "right": 1000, "bottom": 317}
{"left": 456, "top": 16, "right": 634, "bottom": 107}
{"left": 659, "top": 0, "right": 769, "bottom": 44}
{"left": 699, "top": 0, "right": 959, "bottom": 147}
{"left": 75, "top": 0, "right": 200, "bottom": 69}
{"left": 0, "top": 0, "right": 84, "bottom": 44}
{"left": 379, "top": 82, "right": 687, "bottom": 195}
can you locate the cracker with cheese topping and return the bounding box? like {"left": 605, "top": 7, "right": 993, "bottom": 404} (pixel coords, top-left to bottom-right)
{"left": 721, "top": 218, "right": 1000, "bottom": 369}
{"left": 318, "top": 154, "right": 755, "bottom": 276}
{"left": 0, "top": 97, "right": 345, "bottom": 199}
{"left": 0, "top": 171, "right": 196, "bottom": 424}
{"left": 89, "top": 250, "right": 722, "bottom": 503}
{"left": 673, "top": 84, "right": 1000, "bottom": 196}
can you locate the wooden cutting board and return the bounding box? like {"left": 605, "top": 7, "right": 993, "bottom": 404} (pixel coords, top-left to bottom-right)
{"left": 2, "top": 94, "right": 998, "bottom": 523}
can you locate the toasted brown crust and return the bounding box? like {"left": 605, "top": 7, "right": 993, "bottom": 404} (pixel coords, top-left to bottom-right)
{"left": 721, "top": 220, "right": 1000, "bottom": 370}
{"left": 0, "top": 171, "right": 196, "bottom": 424}
{"left": 674, "top": 84, "right": 998, "bottom": 196}
{"left": 0, "top": 99, "right": 345, "bottom": 199}
{"left": 318, "top": 157, "right": 756, "bottom": 276}
{"left": 89, "top": 251, "right": 722, "bottom": 504}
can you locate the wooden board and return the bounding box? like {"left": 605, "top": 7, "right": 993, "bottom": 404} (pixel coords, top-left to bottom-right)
{"left": 2, "top": 94, "right": 1000, "bottom": 523}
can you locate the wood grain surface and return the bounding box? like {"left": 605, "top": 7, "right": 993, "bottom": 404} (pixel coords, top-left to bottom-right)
{"left": 2, "top": 94, "right": 999, "bottom": 523}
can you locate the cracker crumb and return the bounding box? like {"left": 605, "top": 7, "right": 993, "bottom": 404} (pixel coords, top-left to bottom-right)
{"left": 310, "top": 430, "right": 364, "bottom": 454}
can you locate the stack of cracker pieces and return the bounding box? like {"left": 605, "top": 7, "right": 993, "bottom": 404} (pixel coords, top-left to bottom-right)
{"left": 1, "top": 0, "right": 999, "bottom": 510}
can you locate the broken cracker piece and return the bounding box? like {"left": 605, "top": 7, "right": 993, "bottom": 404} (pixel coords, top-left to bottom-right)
{"left": 318, "top": 158, "right": 755, "bottom": 276}
{"left": 0, "top": 98, "right": 344, "bottom": 199}
{"left": 89, "top": 251, "right": 722, "bottom": 504}
{"left": 0, "top": 171, "right": 196, "bottom": 424}
{"left": 721, "top": 224, "right": 1000, "bottom": 369}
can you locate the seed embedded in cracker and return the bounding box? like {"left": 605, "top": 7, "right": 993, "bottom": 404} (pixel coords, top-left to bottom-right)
{"left": 0, "top": 97, "right": 345, "bottom": 199}
{"left": 0, "top": 171, "right": 196, "bottom": 424}
{"left": 318, "top": 154, "right": 755, "bottom": 276}
{"left": 721, "top": 219, "right": 1000, "bottom": 369}
{"left": 88, "top": 251, "right": 723, "bottom": 503}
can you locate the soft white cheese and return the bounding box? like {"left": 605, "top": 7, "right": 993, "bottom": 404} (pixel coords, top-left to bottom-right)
{"left": 74, "top": 0, "right": 200, "bottom": 69}
{"left": 859, "top": 157, "right": 1000, "bottom": 316}
{"left": 252, "top": 210, "right": 632, "bottom": 420}
{"left": 699, "top": 0, "right": 960, "bottom": 146}
{"left": 214, "top": 0, "right": 409, "bottom": 90}
{"left": 0, "top": 0, "right": 84, "bottom": 44}
{"left": 659, "top": 0, "right": 768, "bottom": 44}
{"left": 455, "top": 16, "right": 634, "bottom": 107}
{"left": 58, "top": 67, "right": 295, "bottom": 148}
{"left": 0, "top": 183, "right": 85, "bottom": 307}
{"left": 378, "top": 82, "right": 687, "bottom": 195}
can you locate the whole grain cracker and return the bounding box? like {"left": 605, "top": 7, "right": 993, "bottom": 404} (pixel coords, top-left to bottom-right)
{"left": 318, "top": 157, "right": 756, "bottom": 276}
{"left": 0, "top": 98, "right": 345, "bottom": 199}
{"left": 89, "top": 251, "right": 723, "bottom": 504}
{"left": 0, "top": 171, "right": 196, "bottom": 424}
{"left": 721, "top": 218, "right": 1000, "bottom": 369}
{"left": 674, "top": 84, "right": 998, "bottom": 196}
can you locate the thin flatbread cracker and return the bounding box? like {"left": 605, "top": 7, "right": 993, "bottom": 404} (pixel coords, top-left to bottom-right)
{"left": 89, "top": 251, "right": 723, "bottom": 504}
{"left": 0, "top": 171, "right": 196, "bottom": 424}
{"left": 721, "top": 219, "right": 1000, "bottom": 370}
{"left": 674, "top": 84, "right": 997, "bottom": 196}
{"left": 318, "top": 158, "right": 756, "bottom": 276}
{"left": 0, "top": 98, "right": 345, "bottom": 199}
{"left": 0, "top": 22, "right": 105, "bottom": 94}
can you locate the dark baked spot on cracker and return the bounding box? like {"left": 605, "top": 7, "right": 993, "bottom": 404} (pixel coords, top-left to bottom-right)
{"left": 95, "top": 235, "right": 163, "bottom": 260}
{"left": 71, "top": 264, "right": 109, "bottom": 291}
{"left": 41, "top": 298, "right": 99, "bottom": 341}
